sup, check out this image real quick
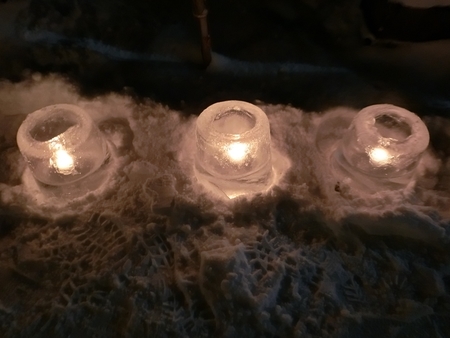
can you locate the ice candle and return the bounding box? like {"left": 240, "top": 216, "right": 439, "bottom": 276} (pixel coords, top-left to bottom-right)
{"left": 332, "top": 104, "right": 429, "bottom": 191}
{"left": 195, "top": 100, "right": 273, "bottom": 198}
{"left": 17, "top": 104, "right": 109, "bottom": 186}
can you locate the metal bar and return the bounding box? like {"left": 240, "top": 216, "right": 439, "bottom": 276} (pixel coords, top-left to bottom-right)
{"left": 192, "top": 0, "right": 212, "bottom": 67}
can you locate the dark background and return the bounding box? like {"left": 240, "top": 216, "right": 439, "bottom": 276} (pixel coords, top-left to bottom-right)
{"left": 0, "top": 0, "right": 449, "bottom": 116}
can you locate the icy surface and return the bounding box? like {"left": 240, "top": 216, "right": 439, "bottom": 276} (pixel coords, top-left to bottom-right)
{"left": 0, "top": 77, "right": 449, "bottom": 337}
{"left": 16, "top": 104, "right": 109, "bottom": 186}
{"left": 194, "top": 101, "right": 278, "bottom": 199}
{"left": 331, "top": 105, "right": 430, "bottom": 192}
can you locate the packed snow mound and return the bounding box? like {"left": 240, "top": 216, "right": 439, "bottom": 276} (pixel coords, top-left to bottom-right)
{"left": 0, "top": 76, "right": 449, "bottom": 337}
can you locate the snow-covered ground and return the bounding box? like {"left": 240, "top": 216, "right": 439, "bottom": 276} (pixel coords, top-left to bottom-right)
{"left": 0, "top": 0, "right": 450, "bottom": 337}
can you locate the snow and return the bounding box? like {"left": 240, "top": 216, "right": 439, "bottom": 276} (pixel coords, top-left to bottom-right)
{"left": 0, "top": 0, "right": 450, "bottom": 336}
{"left": 0, "top": 74, "right": 449, "bottom": 336}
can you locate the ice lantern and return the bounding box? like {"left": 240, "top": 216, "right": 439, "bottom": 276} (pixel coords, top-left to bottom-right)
{"left": 195, "top": 100, "right": 273, "bottom": 198}
{"left": 17, "top": 104, "right": 109, "bottom": 186}
{"left": 332, "top": 104, "right": 429, "bottom": 191}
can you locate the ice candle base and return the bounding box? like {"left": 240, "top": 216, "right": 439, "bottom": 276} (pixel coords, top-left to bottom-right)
{"left": 332, "top": 104, "right": 429, "bottom": 191}
{"left": 195, "top": 100, "right": 273, "bottom": 199}
{"left": 17, "top": 104, "right": 109, "bottom": 186}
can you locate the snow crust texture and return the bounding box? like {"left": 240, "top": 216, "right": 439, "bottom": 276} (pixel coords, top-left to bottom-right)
{"left": 0, "top": 78, "right": 449, "bottom": 337}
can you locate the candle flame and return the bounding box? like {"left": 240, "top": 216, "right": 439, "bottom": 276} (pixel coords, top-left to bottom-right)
{"left": 49, "top": 142, "right": 75, "bottom": 175}
{"left": 226, "top": 142, "right": 248, "bottom": 163}
{"left": 369, "top": 147, "right": 391, "bottom": 166}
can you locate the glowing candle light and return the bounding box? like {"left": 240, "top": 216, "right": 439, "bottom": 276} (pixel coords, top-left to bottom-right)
{"left": 17, "top": 104, "right": 108, "bottom": 186}
{"left": 195, "top": 100, "right": 273, "bottom": 198}
{"left": 368, "top": 147, "right": 391, "bottom": 166}
{"left": 49, "top": 141, "right": 76, "bottom": 175}
{"left": 332, "top": 104, "right": 429, "bottom": 191}
{"left": 226, "top": 142, "right": 249, "bottom": 163}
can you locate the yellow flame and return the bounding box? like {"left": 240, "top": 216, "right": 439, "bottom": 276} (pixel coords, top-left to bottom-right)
{"left": 369, "top": 147, "right": 391, "bottom": 166}
{"left": 49, "top": 142, "right": 75, "bottom": 175}
{"left": 226, "top": 142, "right": 248, "bottom": 163}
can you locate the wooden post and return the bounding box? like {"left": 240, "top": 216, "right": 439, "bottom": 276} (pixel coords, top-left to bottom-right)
{"left": 192, "top": 0, "right": 212, "bottom": 67}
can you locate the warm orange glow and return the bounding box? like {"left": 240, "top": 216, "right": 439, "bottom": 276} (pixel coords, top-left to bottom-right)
{"left": 369, "top": 147, "right": 391, "bottom": 166}
{"left": 49, "top": 142, "right": 75, "bottom": 174}
{"left": 226, "top": 142, "right": 248, "bottom": 163}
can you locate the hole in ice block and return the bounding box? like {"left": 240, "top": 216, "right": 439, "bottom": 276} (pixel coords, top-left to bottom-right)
{"left": 374, "top": 113, "right": 412, "bottom": 140}
{"left": 30, "top": 113, "right": 77, "bottom": 142}
{"left": 212, "top": 109, "right": 256, "bottom": 134}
